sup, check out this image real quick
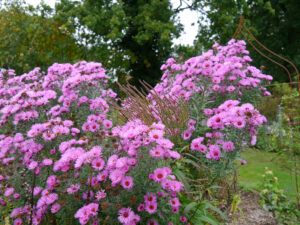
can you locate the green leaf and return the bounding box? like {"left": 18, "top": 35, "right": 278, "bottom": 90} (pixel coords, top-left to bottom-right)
{"left": 184, "top": 202, "right": 197, "bottom": 214}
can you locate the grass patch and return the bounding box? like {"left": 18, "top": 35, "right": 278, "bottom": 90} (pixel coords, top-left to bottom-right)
{"left": 238, "top": 149, "right": 300, "bottom": 199}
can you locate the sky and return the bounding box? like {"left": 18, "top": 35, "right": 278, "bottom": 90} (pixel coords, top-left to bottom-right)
{"left": 26, "top": 0, "right": 198, "bottom": 46}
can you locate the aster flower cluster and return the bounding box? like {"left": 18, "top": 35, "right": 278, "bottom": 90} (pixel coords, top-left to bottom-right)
{"left": 0, "top": 61, "right": 186, "bottom": 225}
{"left": 110, "top": 120, "right": 185, "bottom": 224}
{"left": 155, "top": 39, "right": 272, "bottom": 103}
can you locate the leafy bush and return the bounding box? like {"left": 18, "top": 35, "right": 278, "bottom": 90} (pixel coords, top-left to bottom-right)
{"left": 259, "top": 168, "right": 299, "bottom": 224}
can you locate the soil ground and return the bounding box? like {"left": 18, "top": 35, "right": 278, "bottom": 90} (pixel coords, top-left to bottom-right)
{"left": 229, "top": 191, "right": 277, "bottom": 225}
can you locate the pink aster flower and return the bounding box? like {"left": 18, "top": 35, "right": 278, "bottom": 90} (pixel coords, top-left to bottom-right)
{"left": 46, "top": 175, "right": 57, "bottom": 187}
{"left": 127, "top": 158, "right": 137, "bottom": 166}
{"left": 168, "top": 150, "right": 181, "bottom": 159}
{"left": 63, "top": 120, "right": 73, "bottom": 127}
{"left": 92, "top": 158, "right": 105, "bottom": 171}
{"left": 132, "top": 214, "right": 141, "bottom": 223}
{"left": 150, "top": 146, "right": 164, "bottom": 158}
{"left": 241, "top": 103, "right": 254, "bottom": 112}
{"left": 118, "top": 208, "right": 134, "bottom": 224}
{"left": 207, "top": 145, "right": 221, "bottom": 160}
{"left": 89, "top": 146, "right": 102, "bottom": 157}
{"left": 172, "top": 207, "right": 179, "bottom": 214}
{"left": 32, "top": 216, "right": 42, "bottom": 225}
{"left": 228, "top": 75, "right": 237, "bottom": 81}
{"left": 153, "top": 168, "right": 167, "bottom": 182}
{"left": 116, "top": 157, "right": 127, "bottom": 169}
{"left": 88, "top": 203, "right": 98, "bottom": 216}
{"left": 4, "top": 187, "right": 14, "bottom": 196}
{"left": 95, "top": 190, "right": 106, "bottom": 201}
{"left": 156, "top": 138, "right": 174, "bottom": 149}
{"left": 182, "top": 129, "right": 192, "bottom": 140}
{"left": 107, "top": 155, "right": 118, "bottom": 168}
{"left": 212, "top": 76, "right": 221, "bottom": 84}
{"left": 46, "top": 193, "right": 58, "bottom": 205}
{"left": 97, "top": 170, "right": 108, "bottom": 181}
{"left": 79, "top": 217, "right": 89, "bottom": 225}
{"left": 13, "top": 193, "right": 20, "bottom": 199}
{"left": 121, "top": 176, "right": 134, "bottom": 189}
{"left": 180, "top": 216, "right": 187, "bottom": 222}
{"left": 109, "top": 169, "right": 124, "bottom": 184}
{"left": 79, "top": 96, "right": 88, "bottom": 103}
{"left": 28, "top": 161, "right": 38, "bottom": 170}
{"left": 226, "top": 86, "right": 236, "bottom": 92}
{"left": 71, "top": 128, "right": 80, "bottom": 134}
{"left": 137, "top": 204, "right": 145, "bottom": 212}
{"left": 251, "top": 135, "right": 257, "bottom": 145}
{"left": 233, "top": 117, "right": 246, "bottom": 128}
{"left": 212, "top": 84, "right": 220, "bottom": 92}
{"left": 168, "top": 181, "right": 184, "bottom": 192}
{"left": 149, "top": 129, "right": 164, "bottom": 141}
{"left": 51, "top": 203, "right": 61, "bottom": 213}
{"left": 33, "top": 187, "right": 42, "bottom": 196}
{"left": 67, "top": 184, "right": 80, "bottom": 194}
{"left": 103, "top": 119, "right": 113, "bottom": 129}
{"left": 204, "top": 108, "right": 213, "bottom": 116}
{"left": 169, "top": 198, "right": 181, "bottom": 208}
{"left": 186, "top": 82, "right": 195, "bottom": 90}
{"left": 222, "top": 141, "right": 234, "bottom": 152}
{"left": 198, "top": 144, "right": 207, "bottom": 153}
{"left": 82, "top": 122, "right": 90, "bottom": 132}
{"left": 191, "top": 137, "right": 204, "bottom": 151}
{"left": 188, "top": 119, "right": 196, "bottom": 127}
{"left": 144, "top": 192, "right": 157, "bottom": 203}
{"left": 241, "top": 160, "right": 247, "bottom": 165}
{"left": 145, "top": 202, "right": 157, "bottom": 214}
{"left": 89, "top": 122, "right": 99, "bottom": 132}
{"left": 10, "top": 208, "right": 23, "bottom": 218}
{"left": 42, "top": 158, "right": 53, "bottom": 166}
{"left": 42, "top": 132, "right": 55, "bottom": 141}
{"left": 14, "top": 218, "right": 23, "bottom": 225}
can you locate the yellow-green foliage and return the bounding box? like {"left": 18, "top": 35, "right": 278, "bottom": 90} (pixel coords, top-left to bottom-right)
{"left": 0, "top": 1, "right": 81, "bottom": 75}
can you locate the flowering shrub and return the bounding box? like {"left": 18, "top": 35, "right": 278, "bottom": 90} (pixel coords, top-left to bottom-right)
{"left": 0, "top": 62, "right": 184, "bottom": 224}
{"left": 125, "top": 39, "right": 272, "bottom": 182}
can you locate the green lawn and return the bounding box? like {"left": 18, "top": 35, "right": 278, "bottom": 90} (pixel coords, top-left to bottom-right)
{"left": 238, "top": 149, "right": 300, "bottom": 198}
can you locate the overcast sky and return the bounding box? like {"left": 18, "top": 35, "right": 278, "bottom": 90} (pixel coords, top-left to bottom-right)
{"left": 26, "top": 0, "right": 198, "bottom": 46}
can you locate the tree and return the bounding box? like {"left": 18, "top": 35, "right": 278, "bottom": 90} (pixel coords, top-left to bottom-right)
{"left": 54, "top": 0, "right": 181, "bottom": 86}
{"left": 0, "top": 0, "right": 81, "bottom": 75}
{"left": 188, "top": 0, "right": 300, "bottom": 83}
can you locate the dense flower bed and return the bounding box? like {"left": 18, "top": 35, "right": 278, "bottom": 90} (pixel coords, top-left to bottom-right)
{"left": 0, "top": 40, "right": 272, "bottom": 224}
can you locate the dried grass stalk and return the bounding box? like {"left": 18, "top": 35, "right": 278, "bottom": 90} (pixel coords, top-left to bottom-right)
{"left": 110, "top": 81, "right": 189, "bottom": 141}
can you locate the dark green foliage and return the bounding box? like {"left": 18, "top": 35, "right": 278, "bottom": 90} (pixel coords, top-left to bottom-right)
{"left": 0, "top": 0, "right": 81, "bottom": 75}
{"left": 54, "top": 0, "right": 181, "bottom": 87}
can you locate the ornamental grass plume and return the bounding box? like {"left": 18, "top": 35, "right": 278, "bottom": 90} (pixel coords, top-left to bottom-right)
{"left": 111, "top": 81, "right": 189, "bottom": 143}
